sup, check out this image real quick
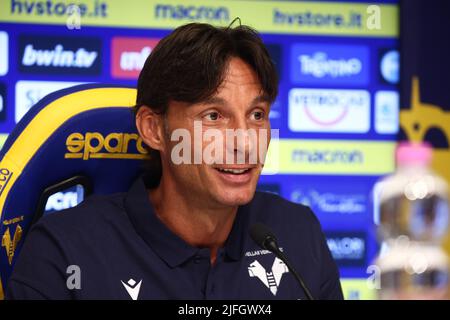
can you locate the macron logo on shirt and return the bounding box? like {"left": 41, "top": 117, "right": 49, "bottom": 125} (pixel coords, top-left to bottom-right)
{"left": 121, "top": 278, "right": 142, "bottom": 300}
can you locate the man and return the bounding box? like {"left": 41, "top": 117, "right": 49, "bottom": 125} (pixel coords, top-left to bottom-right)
{"left": 6, "top": 23, "right": 343, "bottom": 299}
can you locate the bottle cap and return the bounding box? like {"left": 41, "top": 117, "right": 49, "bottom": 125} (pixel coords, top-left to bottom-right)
{"left": 396, "top": 142, "right": 432, "bottom": 166}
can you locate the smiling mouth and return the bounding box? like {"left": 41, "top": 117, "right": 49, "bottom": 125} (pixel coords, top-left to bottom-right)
{"left": 212, "top": 166, "right": 257, "bottom": 185}
{"left": 215, "top": 167, "right": 252, "bottom": 175}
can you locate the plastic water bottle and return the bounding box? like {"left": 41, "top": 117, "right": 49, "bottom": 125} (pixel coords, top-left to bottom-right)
{"left": 374, "top": 142, "right": 449, "bottom": 299}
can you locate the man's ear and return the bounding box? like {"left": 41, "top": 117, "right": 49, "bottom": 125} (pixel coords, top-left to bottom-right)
{"left": 135, "top": 106, "right": 166, "bottom": 152}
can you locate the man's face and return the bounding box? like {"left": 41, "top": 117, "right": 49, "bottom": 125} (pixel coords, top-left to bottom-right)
{"left": 160, "top": 58, "right": 271, "bottom": 208}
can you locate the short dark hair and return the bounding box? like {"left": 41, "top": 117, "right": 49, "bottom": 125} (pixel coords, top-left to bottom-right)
{"left": 135, "top": 22, "right": 278, "bottom": 186}
{"left": 135, "top": 22, "right": 278, "bottom": 114}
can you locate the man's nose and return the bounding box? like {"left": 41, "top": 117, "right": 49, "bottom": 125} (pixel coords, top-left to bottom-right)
{"left": 226, "top": 117, "right": 256, "bottom": 164}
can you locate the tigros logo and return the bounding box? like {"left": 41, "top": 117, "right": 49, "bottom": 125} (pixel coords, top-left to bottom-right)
{"left": 300, "top": 52, "right": 361, "bottom": 78}
{"left": 65, "top": 132, "right": 149, "bottom": 160}
{"left": 19, "top": 35, "right": 101, "bottom": 75}
{"left": 291, "top": 43, "right": 369, "bottom": 86}
{"left": 111, "top": 37, "right": 159, "bottom": 79}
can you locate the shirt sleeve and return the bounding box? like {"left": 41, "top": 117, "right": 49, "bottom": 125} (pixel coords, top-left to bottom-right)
{"left": 5, "top": 220, "right": 73, "bottom": 300}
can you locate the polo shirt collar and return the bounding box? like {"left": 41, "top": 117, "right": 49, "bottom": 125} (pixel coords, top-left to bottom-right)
{"left": 124, "top": 176, "right": 250, "bottom": 268}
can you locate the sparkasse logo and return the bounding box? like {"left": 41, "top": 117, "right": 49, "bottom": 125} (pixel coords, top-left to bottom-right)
{"left": 19, "top": 35, "right": 101, "bottom": 75}
{"left": 65, "top": 132, "right": 149, "bottom": 160}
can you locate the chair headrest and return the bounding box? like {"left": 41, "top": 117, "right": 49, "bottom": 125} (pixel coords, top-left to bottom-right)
{"left": 0, "top": 84, "right": 149, "bottom": 294}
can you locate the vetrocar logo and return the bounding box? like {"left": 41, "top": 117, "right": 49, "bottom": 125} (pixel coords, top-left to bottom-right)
{"left": 19, "top": 35, "right": 101, "bottom": 75}
{"left": 326, "top": 232, "right": 366, "bottom": 267}
{"left": 290, "top": 44, "right": 369, "bottom": 85}
{"left": 111, "top": 37, "right": 160, "bottom": 79}
{"left": 65, "top": 132, "right": 149, "bottom": 160}
{"left": 289, "top": 88, "right": 370, "bottom": 133}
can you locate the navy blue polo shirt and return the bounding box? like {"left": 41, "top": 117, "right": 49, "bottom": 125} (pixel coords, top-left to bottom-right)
{"left": 6, "top": 176, "right": 343, "bottom": 300}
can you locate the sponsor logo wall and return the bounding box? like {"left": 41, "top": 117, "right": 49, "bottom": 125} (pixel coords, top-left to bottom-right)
{"left": 0, "top": 0, "right": 400, "bottom": 295}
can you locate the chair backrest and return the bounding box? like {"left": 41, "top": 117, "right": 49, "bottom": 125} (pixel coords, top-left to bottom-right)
{"left": 0, "top": 84, "right": 148, "bottom": 298}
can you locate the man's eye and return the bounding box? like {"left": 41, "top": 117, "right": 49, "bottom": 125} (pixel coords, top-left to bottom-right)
{"left": 204, "top": 112, "right": 220, "bottom": 121}
{"left": 251, "top": 111, "right": 265, "bottom": 121}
